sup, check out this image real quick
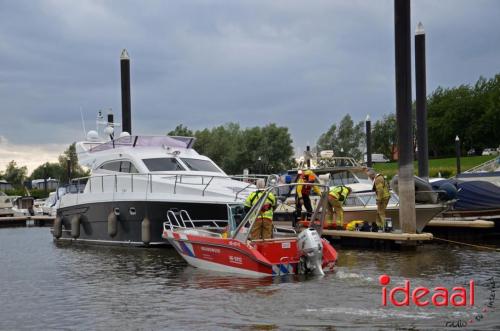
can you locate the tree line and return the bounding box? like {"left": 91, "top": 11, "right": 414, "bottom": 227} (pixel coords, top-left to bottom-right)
{"left": 167, "top": 123, "right": 295, "bottom": 174}
{"left": 371, "top": 73, "right": 500, "bottom": 159}
{"left": 321, "top": 73, "right": 500, "bottom": 161}
{"left": 0, "top": 143, "right": 88, "bottom": 193}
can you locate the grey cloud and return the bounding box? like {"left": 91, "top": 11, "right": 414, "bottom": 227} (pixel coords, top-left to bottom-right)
{"left": 0, "top": 0, "right": 499, "bottom": 153}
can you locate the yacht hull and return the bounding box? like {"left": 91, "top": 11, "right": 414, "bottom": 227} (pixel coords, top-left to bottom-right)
{"left": 54, "top": 200, "right": 229, "bottom": 246}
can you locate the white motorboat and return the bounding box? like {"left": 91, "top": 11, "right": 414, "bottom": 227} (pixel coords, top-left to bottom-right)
{"left": 42, "top": 187, "right": 67, "bottom": 216}
{"left": 456, "top": 156, "right": 500, "bottom": 187}
{"left": 53, "top": 130, "right": 256, "bottom": 246}
{"left": 0, "top": 192, "right": 14, "bottom": 217}
{"left": 275, "top": 157, "right": 447, "bottom": 233}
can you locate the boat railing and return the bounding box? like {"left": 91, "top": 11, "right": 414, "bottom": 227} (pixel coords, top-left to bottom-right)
{"left": 163, "top": 210, "right": 223, "bottom": 238}
{"left": 463, "top": 156, "right": 500, "bottom": 173}
{"left": 68, "top": 172, "right": 259, "bottom": 202}
{"left": 233, "top": 183, "right": 330, "bottom": 242}
{"left": 231, "top": 174, "right": 281, "bottom": 200}
{"left": 296, "top": 156, "right": 361, "bottom": 169}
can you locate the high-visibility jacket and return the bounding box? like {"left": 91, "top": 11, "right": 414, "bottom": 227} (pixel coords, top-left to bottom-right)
{"left": 296, "top": 177, "right": 321, "bottom": 198}
{"left": 373, "top": 174, "right": 390, "bottom": 201}
{"left": 244, "top": 190, "right": 276, "bottom": 219}
{"left": 329, "top": 186, "right": 350, "bottom": 204}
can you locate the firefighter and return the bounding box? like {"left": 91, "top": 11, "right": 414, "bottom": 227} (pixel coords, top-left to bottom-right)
{"left": 366, "top": 169, "right": 390, "bottom": 231}
{"left": 244, "top": 179, "right": 276, "bottom": 240}
{"left": 326, "top": 185, "right": 352, "bottom": 229}
{"left": 294, "top": 170, "right": 321, "bottom": 227}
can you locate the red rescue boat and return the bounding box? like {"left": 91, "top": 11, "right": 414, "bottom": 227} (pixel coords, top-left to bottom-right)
{"left": 162, "top": 184, "right": 338, "bottom": 277}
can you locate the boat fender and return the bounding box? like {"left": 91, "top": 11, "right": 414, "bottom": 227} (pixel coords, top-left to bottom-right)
{"left": 71, "top": 215, "right": 81, "bottom": 239}
{"left": 53, "top": 216, "right": 63, "bottom": 238}
{"left": 141, "top": 217, "right": 151, "bottom": 245}
{"left": 108, "top": 212, "right": 118, "bottom": 237}
{"left": 436, "top": 181, "right": 458, "bottom": 201}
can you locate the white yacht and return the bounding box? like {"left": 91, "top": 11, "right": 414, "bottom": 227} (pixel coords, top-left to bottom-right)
{"left": 53, "top": 133, "right": 254, "bottom": 246}
{"left": 0, "top": 192, "right": 14, "bottom": 217}
{"left": 276, "top": 156, "right": 447, "bottom": 233}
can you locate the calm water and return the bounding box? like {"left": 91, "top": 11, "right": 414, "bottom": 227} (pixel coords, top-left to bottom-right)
{"left": 0, "top": 227, "right": 498, "bottom": 330}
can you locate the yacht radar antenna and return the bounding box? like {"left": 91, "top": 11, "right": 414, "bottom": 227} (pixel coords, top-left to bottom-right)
{"left": 95, "top": 109, "right": 121, "bottom": 140}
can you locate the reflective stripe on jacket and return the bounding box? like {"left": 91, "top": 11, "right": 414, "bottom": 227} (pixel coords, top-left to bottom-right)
{"left": 244, "top": 190, "right": 276, "bottom": 219}
{"left": 328, "top": 186, "right": 350, "bottom": 203}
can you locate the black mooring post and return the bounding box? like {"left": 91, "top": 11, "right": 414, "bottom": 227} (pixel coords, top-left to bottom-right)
{"left": 120, "top": 49, "right": 132, "bottom": 134}
{"left": 366, "top": 115, "right": 372, "bottom": 168}
{"left": 455, "top": 135, "right": 461, "bottom": 175}
{"left": 415, "top": 22, "right": 429, "bottom": 180}
{"left": 394, "top": 0, "right": 416, "bottom": 234}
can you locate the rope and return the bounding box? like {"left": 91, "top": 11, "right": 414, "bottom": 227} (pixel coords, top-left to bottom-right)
{"left": 433, "top": 236, "right": 500, "bottom": 252}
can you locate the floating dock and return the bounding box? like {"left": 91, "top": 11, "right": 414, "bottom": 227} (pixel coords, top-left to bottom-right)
{"left": 321, "top": 229, "right": 432, "bottom": 249}
{"left": 322, "top": 229, "right": 433, "bottom": 241}
{"left": 423, "top": 217, "right": 499, "bottom": 242}
{"left": 426, "top": 218, "right": 495, "bottom": 228}
{"left": 0, "top": 216, "right": 55, "bottom": 228}
{"left": 275, "top": 221, "right": 431, "bottom": 249}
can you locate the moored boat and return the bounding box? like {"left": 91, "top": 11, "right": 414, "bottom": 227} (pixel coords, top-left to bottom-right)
{"left": 52, "top": 114, "right": 257, "bottom": 246}
{"left": 162, "top": 184, "right": 338, "bottom": 277}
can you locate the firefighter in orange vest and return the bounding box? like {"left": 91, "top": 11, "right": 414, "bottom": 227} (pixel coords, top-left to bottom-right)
{"left": 294, "top": 170, "right": 321, "bottom": 226}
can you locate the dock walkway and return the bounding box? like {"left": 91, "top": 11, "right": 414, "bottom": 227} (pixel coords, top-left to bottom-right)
{"left": 0, "top": 216, "right": 55, "bottom": 227}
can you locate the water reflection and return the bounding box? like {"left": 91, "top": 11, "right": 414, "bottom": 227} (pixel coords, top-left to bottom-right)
{"left": 337, "top": 245, "right": 462, "bottom": 279}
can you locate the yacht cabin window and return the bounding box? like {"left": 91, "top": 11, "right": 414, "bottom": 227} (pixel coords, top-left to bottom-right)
{"left": 120, "top": 161, "right": 138, "bottom": 173}
{"left": 142, "top": 158, "right": 185, "bottom": 172}
{"left": 180, "top": 158, "right": 222, "bottom": 173}
{"left": 99, "top": 160, "right": 138, "bottom": 173}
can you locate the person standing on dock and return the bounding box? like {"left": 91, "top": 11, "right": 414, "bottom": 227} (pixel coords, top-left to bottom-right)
{"left": 244, "top": 179, "right": 276, "bottom": 240}
{"left": 295, "top": 170, "right": 321, "bottom": 226}
{"left": 366, "top": 169, "right": 390, "bottom": 231}
{"left": 326, "top": 185, "right": 352, "bottom": 229}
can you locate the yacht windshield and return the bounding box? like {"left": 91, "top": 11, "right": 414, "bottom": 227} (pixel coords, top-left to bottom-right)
{"left": 142, "top": 158, "right": 185, "bottom": 171}
{"left": 181, "top": 158, "right": 222, "bottom": 173}
{"left": 329, "top": 169, "right": 369, "bottom": 185}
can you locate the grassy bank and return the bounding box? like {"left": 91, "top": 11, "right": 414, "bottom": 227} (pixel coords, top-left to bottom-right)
{"left": 372, "top": 155, "right": 497, "bottom": 179}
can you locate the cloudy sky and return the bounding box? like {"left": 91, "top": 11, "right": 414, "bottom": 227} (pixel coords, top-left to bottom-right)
{"left": 1, "top": 0, "right": 500, "bottom": 172}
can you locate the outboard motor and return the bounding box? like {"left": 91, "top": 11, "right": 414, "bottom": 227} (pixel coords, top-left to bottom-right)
{"left": 297, "top": 228, "right": 324, "bottom": 276}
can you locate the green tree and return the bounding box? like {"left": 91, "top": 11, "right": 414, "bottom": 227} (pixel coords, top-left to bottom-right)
{"left": 316, "top": 124, "right": 337, "bottom": 152}
{"left": 169, "top": 122, "right": 295, "bottom": 174}
{"left": 58, "top": 143, "right": 88, "bottom": 182}
{"left": 316, "top": 114, "right": 364, "bottom": 160}
{"left": 167, "top": 124, "right": 193, "bottom": 137}
{"left": 237, "top": 124, "right": 294, "bottom": 173}
{"left": 372, "top": 114, "right": 397, "bottom": 160}
{"left": 30, "top": 162, "right": 64, "bottom": 181}
{"left": 428, "top": 85, "right": 480, "bottom": 156}
{"left": 3, "top": 160, "right": 27, "bottom": 187}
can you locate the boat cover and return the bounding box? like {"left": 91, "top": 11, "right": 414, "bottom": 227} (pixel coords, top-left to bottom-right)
{"left": 432, "top": 179, "right": 500, "bottom": 210}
